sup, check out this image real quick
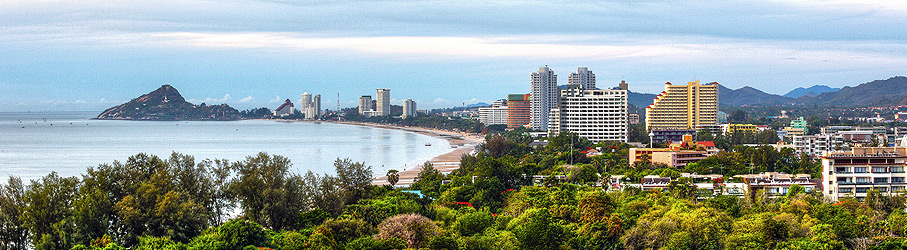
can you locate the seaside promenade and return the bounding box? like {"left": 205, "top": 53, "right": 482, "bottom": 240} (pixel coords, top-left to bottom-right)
{"left": 333, "top": 121, "right": 483, "bottom": 186}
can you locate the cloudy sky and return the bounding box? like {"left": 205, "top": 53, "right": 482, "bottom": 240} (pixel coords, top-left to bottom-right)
{"left": 2, "top": 0, "right": 906, "bottom": 111}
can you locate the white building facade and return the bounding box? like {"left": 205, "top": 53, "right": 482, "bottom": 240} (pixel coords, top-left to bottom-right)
{"left": 376, "top": 89, "right": 390, "bottom": 116}
{"left": 793, "top": 134, "right": 845, "bottom": 157}
{"left": 478, "top": 100, "right": 508, "bottom": 125}
{"left": 358, "top": 95, "right": 372, "bottom": 115}
{"left": 403, "top": 99, "right": 417, "bottom": 119}
{"left": 568, "top": 67, "right": 596, "bottom": 90}
{"left": 548, "top": 88, "right": 628, "bottom": 143}
{"left": 530, "top": 66, "right": 558, "bottom": 131}
{"left": 822, "top": 147, "right": 907, "bottom": 202}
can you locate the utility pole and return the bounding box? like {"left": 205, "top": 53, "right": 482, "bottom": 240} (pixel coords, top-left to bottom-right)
{"left": 336, "top": 93, "right": 340, "bottom": 120}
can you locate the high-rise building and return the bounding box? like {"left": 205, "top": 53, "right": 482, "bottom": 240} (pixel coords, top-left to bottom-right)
{"left": 358, "top": 95, "right": 372, "bottom": 115}
{"left": 822, "top": 147, "right": 907, "bottom": 202}
{"left": 507, "top": 94, "right": 531, "bottom": 128}
{"left": 479, "top": 99, "right": 508, "bottom": 125}
{"left": 568, "top": 67, "right": 596, "bottom": 90}
{"left": 376, "top": 89, "right": 390, "bottom": 116}
{"left": 549, "top": 88, "right": 628, "bottom": 143}
{"left": 645, "top": 80, "right": 719, "bottom": 132}
{"left": 300, "top": 92, "right": 312, "bottom": 110}
{"left": 403, "top": 99, "right": 417, "bottom": 119}
{"left": 530, "top": 66, "right": 557, "bottom": 131}
{"left": 312, "top": 94, "right": 321, "bottom": 118}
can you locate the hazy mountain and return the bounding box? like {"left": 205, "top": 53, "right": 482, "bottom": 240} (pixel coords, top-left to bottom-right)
{"left": 797, "top": 76, "right": 907, "bottom": 107}
{"left": 718, "top": 85, "right": 794, "bottom": 106}
{"left": 97, "top": 85, "right": 241, "bottom": 121}
{"left": 783, "top": 85, "right": 840, "bottom": 98}
{"left": 629, "top": 91, "right": 658, "bottom": 108}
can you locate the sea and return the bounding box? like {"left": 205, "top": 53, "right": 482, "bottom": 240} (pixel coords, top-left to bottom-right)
{"left": 0, "top": 111, "right": 455, "bottom": 181}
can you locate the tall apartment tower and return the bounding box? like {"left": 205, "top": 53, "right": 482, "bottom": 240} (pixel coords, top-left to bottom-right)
{"left": 530, "top": 66, "right": 557, "bottom": 131}
{"left": 645, "top": 80, "right": 719, "bottom": 131}
{"left": 376, "top": 89, "right": 390, "bottom": 116}
{"left": 358, "top": 95, "right": 372, "bottom": 115}
{"left": 568, "top": 67, "right": 596, "bottom": 90}
{"left": 300, "top": 93, "right": 312, "bottom": 110}
{"left": 313, "top": 94, "right": 321, "bottom": 117}
{"left": 403, "top": 99, "right": 417, "bottom": 118}
{"left": 507, "top": 94, "right": 531, "bottom": 128}
{"left": 550, "top": 88, "right": 628, "bottom": 142}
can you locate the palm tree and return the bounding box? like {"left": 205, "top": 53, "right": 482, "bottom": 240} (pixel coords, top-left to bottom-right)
{"left": 386, "top": 169, "right": 400, "bottom": 186}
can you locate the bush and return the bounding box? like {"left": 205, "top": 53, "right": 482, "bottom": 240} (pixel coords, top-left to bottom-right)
{"left": 453, "top": 210, "right": 494, "bottom": 236}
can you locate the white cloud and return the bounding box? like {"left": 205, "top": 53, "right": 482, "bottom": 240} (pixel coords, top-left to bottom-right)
{"left": 188, "top": 94, "right": 231, "bottom": 104}
{"left": 269, "top": 96, "right": 283, "bottom": 103}
{"left": 237, "top": 96, "right": 255, "bottom": 103}
{"left": 433, "top": 98, "right": 448, "bottom": 104}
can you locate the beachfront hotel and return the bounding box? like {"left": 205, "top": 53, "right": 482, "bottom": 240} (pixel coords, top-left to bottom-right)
{"left": 403, "top": 99, "right": 417, "bottom": 118}
{"left": 358, "top": 95, "right": 372, "bottom": 115}
{"left": 645, "top": 80, "right": 719, "bottom": 132}
{"left": 376, "top": 89, "right": 391, "bottom": 116}
{"left": 548, "top": 87, "right": 628, "bottom": 143}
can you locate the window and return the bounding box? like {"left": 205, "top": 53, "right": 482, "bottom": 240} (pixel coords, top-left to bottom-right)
{"left": 839, "top": 187, "right": 853, "bottom": 193}
{"left": 856, "top": 187, "right": 869, "bottom": 193}
{"left": 854, "top": 167, "right": 868, "bottom": 173}
{"left": 873, "top": 167, "right": 888, "bottom": 173}
{"left": 893, "top": 167, "right": 905, "bottom": 173}
{"left": 875, "top": 178, "right": 889, "bottom": 183}
{"left": 893, "top": 177, "right": 905, "bottom": 183}
{"left": 856, "top": 177, "right": 871, "bottom": 184}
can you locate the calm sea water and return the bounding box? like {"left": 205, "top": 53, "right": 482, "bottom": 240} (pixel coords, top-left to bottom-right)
{"left": 0, "top": 111, "right": 454, "bottom": 180}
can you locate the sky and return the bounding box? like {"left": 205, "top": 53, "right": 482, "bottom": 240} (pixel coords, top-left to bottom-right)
{"left": 2, "top": 0, "right": 906, "bottom": 112}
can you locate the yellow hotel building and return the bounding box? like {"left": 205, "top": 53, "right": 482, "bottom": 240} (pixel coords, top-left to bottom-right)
{"left": 645, "top": 80, "right": 719, "bottom": 131}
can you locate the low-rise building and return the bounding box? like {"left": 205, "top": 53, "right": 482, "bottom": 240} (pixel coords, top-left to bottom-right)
{"left": 793, "top": 134, "right": 845, "bottom": 157}
{"left": 650, "top": 129, "right": 697, "bottom": 144}
{"left": 822, "top": 147, "right": 907, "bottom": 202}
{"left": 629, "top": 148, "right": 710, "bottom": 168}
{"left": 735, "top": 172, "right": 817, "bottom": 197}
{"left": 723, "top": 124, "right": 758, "bottom": 135}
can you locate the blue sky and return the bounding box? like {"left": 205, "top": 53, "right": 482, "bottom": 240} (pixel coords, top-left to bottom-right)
{"left": 2, "top": 0, "right": 906, "bottom": 112}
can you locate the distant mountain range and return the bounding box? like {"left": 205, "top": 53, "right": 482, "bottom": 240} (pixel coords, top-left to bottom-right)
{"left": 630, "top": 76, "right": 906, "bottom": 108}
{"left": 97, "top": 85, "right": 241, "bottom": 121}
{"left": 783, "top": 85, "right": 840, "bottom": 98}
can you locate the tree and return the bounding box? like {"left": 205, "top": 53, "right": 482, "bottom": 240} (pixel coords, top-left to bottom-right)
{"left": 0, "top": 177, "right": 29, "bottom": 250}
{"left": 507, "top": 208, "right": 564, "bottom": 250}
{"left": 376, "top": 213, "right": 440, "bottom": 249}
{"left": 228, "top": 152, "right": 307, "bottom": 230}
{"left": 385, "top": 170, "right": 400, "bottom": 187}
{"left": 335, "top": 158, "right": 374, "bottom": 204}
{"left": 730, "top": 110, "right": 748, "bottom": 123}
{"left": 22, "top": 172, "right": 79, "bottom": 249}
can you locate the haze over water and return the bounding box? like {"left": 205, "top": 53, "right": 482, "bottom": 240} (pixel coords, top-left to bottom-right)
{"left": 0, "top": 112, "right": 454, "bottom": 180}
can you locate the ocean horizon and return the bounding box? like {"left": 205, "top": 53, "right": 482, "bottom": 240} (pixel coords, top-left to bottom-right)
{"left": 0, "top": 111, "right": 455, "bottom": 181}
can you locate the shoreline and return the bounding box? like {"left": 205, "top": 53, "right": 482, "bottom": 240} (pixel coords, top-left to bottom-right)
{"left": 328, "top": 121, "right": 484, "bottom": 186}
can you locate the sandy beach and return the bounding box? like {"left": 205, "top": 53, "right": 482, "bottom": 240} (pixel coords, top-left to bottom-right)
{"left": 329, "top": 121, "right": 484, "bottom": 186}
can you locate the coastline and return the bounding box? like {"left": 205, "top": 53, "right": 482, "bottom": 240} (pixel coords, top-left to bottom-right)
{"left": 327, "top": 121, "right": 484, "bottom": 186}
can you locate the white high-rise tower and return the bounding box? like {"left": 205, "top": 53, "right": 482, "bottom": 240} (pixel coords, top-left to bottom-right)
{"left": 376, "top": 89, "right": 390, "bottom": 116}
{"left": 568, "top": 67, "right": 595, "bottom": 90}
{"left": 530, "top": 66, "right": 557, "bottom": 131}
